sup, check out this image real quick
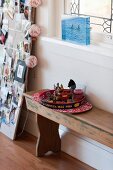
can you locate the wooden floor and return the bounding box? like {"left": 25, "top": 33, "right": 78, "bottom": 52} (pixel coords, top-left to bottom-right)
{"left": 0, "top": 132, "right": 95, "bottom": 170}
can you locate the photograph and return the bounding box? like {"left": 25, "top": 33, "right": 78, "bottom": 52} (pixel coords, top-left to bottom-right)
{"left": 0, "top": 106, "right": 10, "bottom": 125}
{"left": 0, "top": 86, "right": 9, "bottom": 104}
{"left": 21, "top": 19, "right": 31, "bottom": 32}
{"left": 0, "top": 102, "right": 17, "bottom": 126}
{"left": 5, "top": 35, "right": 14, "bottom": 49}
{"left": 5, "top": 91, "right": 12, "bottom": 108}
{"left": 13, "top": 50, "right": 20, "bottom": 70}
{"left": 20, "top": 0, "right": 25, "bottom": 13}
{"left": 14, "top": 13, "right": 22, "bottom": 30}
{"left": 9, "top": 102, "right": 18, "bottom": 125}
{"left": 0, "top": 0, "right": 5, "bottom": 7}
{"left": 12, "top": 81, "right": 24, "bottom": 107}
{"left": 14, "top": 59, "right": 27, "bottom": 83}
{"left": 24, "top": 40, "right": 30, "bottom": 53}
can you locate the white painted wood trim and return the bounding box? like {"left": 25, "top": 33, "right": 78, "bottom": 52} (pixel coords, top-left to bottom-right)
{"left": 39, "top": 36, "right": 113, "bottom": 70}
{"left": 60, "top": 127, "right": 113, "bottom": 170}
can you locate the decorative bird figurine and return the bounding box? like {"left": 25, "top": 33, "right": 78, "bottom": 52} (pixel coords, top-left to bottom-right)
{"left": 68, "top": 79, "right": 76, "bottom": 90}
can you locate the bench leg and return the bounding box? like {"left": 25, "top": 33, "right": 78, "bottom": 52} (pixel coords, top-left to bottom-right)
{"left": 36, "top": 115, "right": 61, "bottom": 157}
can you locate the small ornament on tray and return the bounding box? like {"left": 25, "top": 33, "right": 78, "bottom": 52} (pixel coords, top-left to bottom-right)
{"left": 68, "top": 79, "right": 76, "bottom": 90}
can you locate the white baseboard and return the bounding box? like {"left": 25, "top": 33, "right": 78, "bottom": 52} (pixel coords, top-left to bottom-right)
{"left": 20, "top": 110, "right": 113, "bottom": 170}
{"left": 59, "top": 126, "right": 113, "bottom": 170}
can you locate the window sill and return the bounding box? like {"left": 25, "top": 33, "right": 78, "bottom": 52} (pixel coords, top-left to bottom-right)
{"left": 39, "top": 36, "right": 113, "bottom": 70}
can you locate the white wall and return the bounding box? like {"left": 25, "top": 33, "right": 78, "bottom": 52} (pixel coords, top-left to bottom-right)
{"left": 31, "top": 37, "right": 113, "bottom": 113}
{"left": 35, "top": 0, "right": 63, "bottom": 37}
{"left": 25, "top": 37, "right": 113, "bottom": 170}
{"left": 24, "top": 1, "right": 113, "bottom": 170}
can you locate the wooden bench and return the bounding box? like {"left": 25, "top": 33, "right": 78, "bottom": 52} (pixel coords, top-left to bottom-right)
{"left": 24, "top": 91, "right": 113, "bottom": 157}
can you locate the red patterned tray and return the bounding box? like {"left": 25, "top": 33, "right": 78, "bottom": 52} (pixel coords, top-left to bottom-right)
{"left": 55, "top": 101, "right": 92, "bottom": 114}
{"left": 33, "top": 90, "right": 93, "bottom": 114}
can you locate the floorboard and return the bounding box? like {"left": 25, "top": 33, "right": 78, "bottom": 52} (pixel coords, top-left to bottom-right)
{"left": 0, "top": 132, "right": 95, "bottom": 170}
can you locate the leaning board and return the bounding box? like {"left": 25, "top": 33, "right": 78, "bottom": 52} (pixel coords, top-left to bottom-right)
{"left": 0, "top": 0, "right": 35, "bottom": 140}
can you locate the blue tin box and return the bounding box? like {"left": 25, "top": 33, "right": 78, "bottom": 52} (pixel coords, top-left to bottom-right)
{"left": 62, "top": 16, "right": 90, "bottom": 45}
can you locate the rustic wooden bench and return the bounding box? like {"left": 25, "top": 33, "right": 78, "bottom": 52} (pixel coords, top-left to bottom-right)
{"left": 24, "top": 91, "right": 113, "bottom": 157}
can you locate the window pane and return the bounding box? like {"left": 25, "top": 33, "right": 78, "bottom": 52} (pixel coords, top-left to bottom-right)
{"left": 64, "top": 0, "right": 113, "bottom": 33}
{"left": 80, "top": 0, "right": 111, "bottom": 18}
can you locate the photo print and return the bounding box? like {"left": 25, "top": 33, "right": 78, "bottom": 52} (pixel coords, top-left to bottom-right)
{"left": 24, "top": 6, "right": 31, "bottom": 20}
{"left": 0, "top": 46, "right": 5, "bottom": 65}
{"left": 22, "top": 19, "right": 31, "bottom": 32}
{"left": 5, "top": 47, "right": 13, "bottom": 58}
{"left": 0, "top": 0, "right": 5, "bottom": 7}
{"left": 15, "top": 0, "right": 19, "bottom": 13}
{"left": 22, "top": 20, "right": 31, "bottom": 43}
{"left": 0, "top": 82, "right": 13, "bottom": 109}
{"left": 5, "top": 50, "right": 12, "bottom": 67}
{"left": 2, "top": 51, "right": 12, "bottom": 86}
{"left": 0, "top": 18, "right": 9, "bottom": 45}
{"left": 2, "top": 18, "right": 9, "bottom": 32}
{"left": 11, "top": 80, "right": 25, "bottom": 107}
{"left": 13, "top": 87, "right": 23, "bottom": 107}
{"left": 5, "top": 91, "right": 12, "bottom": 107}
{"left": 17, "top": 41, "right": 24, "bottom": 51}
{"left": 3, "top": 63, "right": 11, "bottom": 79}
{"left": 9, "top": 102, "right": 18, "bottom": 125}
{"left": 13, "top": 80, "right": 25, "bottom": 91}
{"left": 0, "top": 106, "right": 10, "bottom": 125}
{"left": 24, "top": 30, "right": 31, "bottom": 41}
{"left": 24, "top": 40, "right": 30, "bottom": 53}
{"left": 13, "top": 50, "right": 19, "bottom": 70}
{"left": 14, "top": 59, "right": 27, "bottom": 83}
{"left": 20, "top": 0, "right": 25, "bottom": 13}
{"left": 24, "top": 0, "right": 29, "bottom": 6}
{"left": 12, "top": 84, "right": 19, "bottom": 106}
{"left": 14, "top": 13, "right": 22, "bottom": 30}
{"left": 0, "top": 102, "right": 17, "bottom": 126}
{"left": 5, "top": 35, "right": 14, "bottom": 48}
{"left": 0, "top": 86, "right": 9, "bottom": 105}
{"left": 0, "top": 9, "right": 3, "bottom": 25}
{"left": 17, "top": 41, "right": 24, "bottom": 59}
{"left": 0, "top": 109, "right": 3, "bottom": 127}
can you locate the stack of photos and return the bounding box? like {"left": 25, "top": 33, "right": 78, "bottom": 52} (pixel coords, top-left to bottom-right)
{"left": 0, "top": 0, "right": 34, "bottom": 140}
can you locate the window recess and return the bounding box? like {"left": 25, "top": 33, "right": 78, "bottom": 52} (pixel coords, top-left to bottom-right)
{"left": 64, "top": 0, "right": 113, "bottom": 33}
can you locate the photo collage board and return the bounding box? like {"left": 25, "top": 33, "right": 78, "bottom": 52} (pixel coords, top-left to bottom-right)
{"left": 0, "top": 0, "right": 35, "bottom": 140}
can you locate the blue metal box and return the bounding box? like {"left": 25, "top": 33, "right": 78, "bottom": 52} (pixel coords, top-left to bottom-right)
{"left": 62, "top": 16, "right": 90, "bottom": 45}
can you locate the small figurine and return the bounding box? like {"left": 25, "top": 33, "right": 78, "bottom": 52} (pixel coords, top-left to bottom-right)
{"left": 68, "top": 79, "right": 76, "bottom": 90}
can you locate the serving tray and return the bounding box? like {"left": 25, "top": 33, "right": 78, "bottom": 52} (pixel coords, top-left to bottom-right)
{"left": 33, "top": 90, "right": 93, "bottom": 114}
